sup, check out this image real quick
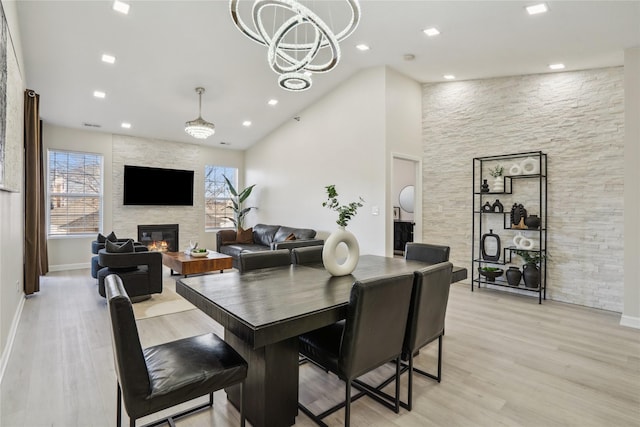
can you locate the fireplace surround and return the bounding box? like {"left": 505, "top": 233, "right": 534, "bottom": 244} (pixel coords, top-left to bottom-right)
{"left": 137, "top": 224, "right": 179, "bottom": 252}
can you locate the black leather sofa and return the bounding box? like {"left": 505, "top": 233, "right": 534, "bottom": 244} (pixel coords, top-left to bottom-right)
{"left": 216, "top": 223, "right": 324, "bottom": 269}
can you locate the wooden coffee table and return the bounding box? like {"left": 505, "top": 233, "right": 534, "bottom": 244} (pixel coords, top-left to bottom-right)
{"left": 162, "top": 251, "right": 233, "bottom": 277}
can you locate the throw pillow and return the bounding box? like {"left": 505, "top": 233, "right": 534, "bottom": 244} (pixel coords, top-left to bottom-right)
{"left": 285, "top": 233, "right": 296, "bottom": 241}
{"left": 236, "top": 227, "right": 254, "bottom": 244}
{"left": 105, "top": 239, "right": 134, "bottom": 253}
{"left": 98, "top": 231, "right": 118, "bottom": 243}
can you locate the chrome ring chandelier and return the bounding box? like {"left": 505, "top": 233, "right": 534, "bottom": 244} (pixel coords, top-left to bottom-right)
{"left": 230, "top": 0, "right": 361, "bottom": 91}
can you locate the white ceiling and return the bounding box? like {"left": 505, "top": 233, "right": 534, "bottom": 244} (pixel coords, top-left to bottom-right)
{"left": 15, "top": 1, "right": 640, "bottom": 151}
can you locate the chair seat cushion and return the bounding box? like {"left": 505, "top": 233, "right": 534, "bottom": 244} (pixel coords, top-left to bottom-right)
{"left": 137, "top": 333, "right": 247, "bottom": 417}
{"left": 298, "top": 320, "right": 345, "bottom": 375}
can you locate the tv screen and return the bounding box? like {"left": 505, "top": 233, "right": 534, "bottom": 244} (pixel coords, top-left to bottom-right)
{"left": 123, "top": 165, "right": 194, "bottom": 206}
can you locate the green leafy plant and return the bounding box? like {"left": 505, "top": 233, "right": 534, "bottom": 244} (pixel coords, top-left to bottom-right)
{"left": 489, "top": 164, "right": 504, "bottom": 178}
{"left": 223, "top": 175, "right": 256, "bottom": 231}
{"left": 322, "top": 185, "right": 364, "bottom": 227}
{"left": 514, "top": 250, "right": 546, "bottom": 265}
{"left": 480, "top": 266, "right": 501, "bottom": 272}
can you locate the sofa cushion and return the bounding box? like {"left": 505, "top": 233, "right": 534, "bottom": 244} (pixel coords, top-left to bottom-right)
{"left": 236, "top": 227, "right": 254, "bottom": 244}
{"left": 106, "top": 239, "right": 134, "bottom": 253}
{"left": 253, "top": 224, "right": 280, "bottom": 247}
{"left": 97, "top": 231, "right": 118, "bottom": 243}
{"left": 274, "top": 226, "right": 316, "bottom": 242}
{"left": 219, "top": 244, "right": 270, "bottom": 259}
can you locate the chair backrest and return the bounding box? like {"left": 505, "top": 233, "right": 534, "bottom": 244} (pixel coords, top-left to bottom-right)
{"left": 339, "top": 273, "right": 414, "bottom": 380}
{"left": 403, "top": 262, "right": 453, "bottom": 355}
{"left": 105, "top": 275, "right": 151, "bottom": 406}
{"left": 405, "top": 243, "right": 450, "bottom": 264}
{"left": 291, "top": 246, "right": 323, "bottom": 265}
{"left": 239, "top": 249, "right": 291, "bottom": 272}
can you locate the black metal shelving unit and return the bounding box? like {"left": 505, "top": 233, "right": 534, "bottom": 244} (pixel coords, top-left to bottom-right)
{"left": 471, "top": 151, "right": 547, "bottom": 303}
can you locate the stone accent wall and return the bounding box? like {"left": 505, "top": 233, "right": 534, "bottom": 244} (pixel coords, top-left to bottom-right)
{"left": 422, "top": 67, "right": 624, "bottom": 311}
{"left": 112, "top": 135, "right": 202, "bottom": 251}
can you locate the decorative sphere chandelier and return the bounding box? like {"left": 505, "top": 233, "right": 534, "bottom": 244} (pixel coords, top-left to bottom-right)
{"left": 229, "top": 0, "right": 361, "bottom": 91}
{"left": 185, "top": 87, "right": 215, "bottom": 139}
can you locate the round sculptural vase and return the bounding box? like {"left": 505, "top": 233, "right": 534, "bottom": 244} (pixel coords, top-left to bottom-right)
{"left": 525, "top": 214, "right": 541, "bottom": 229}
{"left": 322, "top": 226, "right": 360, "bottom": 276}
{"left": 506, "top": 266, "right": 522, "bottom": 286}
{"left": 493, "top": 177, "right": 504, "bottom": 193}
{"left": 522, "top": 263, "right": 540, "bottom": 288}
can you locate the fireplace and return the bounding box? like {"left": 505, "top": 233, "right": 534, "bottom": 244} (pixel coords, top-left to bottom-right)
{"left": 137, "top": 224, "right": 179, "bottom": 252}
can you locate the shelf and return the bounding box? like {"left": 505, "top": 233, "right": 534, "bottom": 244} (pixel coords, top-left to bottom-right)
{"left": 474, "top": 210, "right": 505, "bottom": 214}
{"left": 474, "top": 258, "right": 507, "bottom": 265}
{"left": 473, "top": 278, "right": 541, "bottom": 292}
{"left": 504, "top": 227, "right": 545, "bottom": 231}
{"left": 505, "top": 246, "right": 546, "bottom": 252}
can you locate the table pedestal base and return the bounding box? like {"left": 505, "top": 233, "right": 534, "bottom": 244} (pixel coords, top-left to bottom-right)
{"left": 225, "top": 331, "right": 299, "bottom": 427}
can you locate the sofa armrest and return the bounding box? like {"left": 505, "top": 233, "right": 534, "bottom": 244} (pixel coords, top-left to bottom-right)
{"left": 217, "top": 230, "right": 238, "bottom": 252}
{"left": 272, "top": 239, "right": 324, "bottom": 251}
{"left": 98, "top": 249, "right": 162, "bottom": 269}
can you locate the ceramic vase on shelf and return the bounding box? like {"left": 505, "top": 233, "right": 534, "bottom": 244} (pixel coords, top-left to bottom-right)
{"left": 506, "top": 266, "right": 522, "bottom": 286}
{"left": 481, "top": 179, "right": 490, "bottom": 193}
{"left": 523, "top": 263, "right": 540, "bottom": 288}
{"left": 492, "top": 176, "right": 504, "bottom": 193}
{"left": 322, "top": 226, "right": 360, "bottom": 276}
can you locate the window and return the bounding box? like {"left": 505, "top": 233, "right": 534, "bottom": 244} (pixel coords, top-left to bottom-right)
{"left": 47, "top": 150, "right": 103, "bottom": 236}
{"left": 205, "top": 165, "right": 237, "bottom": 230}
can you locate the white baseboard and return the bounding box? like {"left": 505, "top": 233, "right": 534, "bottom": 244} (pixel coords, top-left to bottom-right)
{"left": 620, "top": 315, "right": 640, "bottom": 329}
{"left": 48, "top": 262, "right": 90, "bottom": 272}
{"left": 0, "top": 293, "right": 25, "bottom": 384}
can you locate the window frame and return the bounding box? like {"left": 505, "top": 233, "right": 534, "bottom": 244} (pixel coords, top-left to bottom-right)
{"left": 46, "top": 149, "right": 104, "bottom": 239}
{"left": 204, "top": 165, "right": 238, "bottom": 231}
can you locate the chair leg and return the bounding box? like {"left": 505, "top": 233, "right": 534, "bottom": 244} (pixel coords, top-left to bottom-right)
{"left": 437, "top": 334, "right": 442, "bottom": 382}
{"left": 394, "top": 356, "right": 400, "bottom": 413}
{"left": 117, "top": 383, "right": 122, "bottom": 427}
{"left": 240, "top": 382, "right": 245, "bottom": 427}
{"left": 407, "top": 354, "right": 414, "bottom": 411}
{"left": 209, "top": 392, "right": 214, "bottom": 407}
{"left": 345, "top": 381, "right": 351, "bottom": 427}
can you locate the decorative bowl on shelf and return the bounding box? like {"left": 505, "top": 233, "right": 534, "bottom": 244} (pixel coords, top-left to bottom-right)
{"left": 478, "top": 267, "right": 504, "bottom": 282}
{"left": 190, "top": 249, "right": 209, "bottom": 258}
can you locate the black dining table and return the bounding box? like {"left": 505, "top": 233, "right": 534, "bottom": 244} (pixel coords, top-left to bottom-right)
{"left": 176, "top": 255, "right": 466, "bottom": 427}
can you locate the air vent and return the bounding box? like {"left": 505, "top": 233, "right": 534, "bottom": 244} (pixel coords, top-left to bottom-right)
{"left": 220, "top": 141, "right": 231, "bottom": 146}
{"left": 83, "top": 123, "right": 101, "bottom": 128}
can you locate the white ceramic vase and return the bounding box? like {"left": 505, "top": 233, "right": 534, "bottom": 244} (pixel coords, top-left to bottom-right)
{"left": 322, "top": 226, "right": 360, "bottom": 276}
{"left": 493, "top": 176, "right": 504, "bottom": 192}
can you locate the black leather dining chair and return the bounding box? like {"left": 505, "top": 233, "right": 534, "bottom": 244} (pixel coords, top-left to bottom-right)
{"left": 291, "top": 245, "right": 324, "bottom": 265}
{"left": 238, "top": 248, "right": 291, "bottom": 272}
{"left": 298, "top": 272, "right": 414, "bottom": 427}
{"left": 364, "top": 262, "right": 453, "bottom": 411}
{"left": 105, "top": 274, "right": 248, "bottom": 427}
{"left": 404, "top": 242, "right": 450, "bottom": 264}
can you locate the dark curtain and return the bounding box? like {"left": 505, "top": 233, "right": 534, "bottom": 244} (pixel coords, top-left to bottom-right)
{"left": 24, "top": 89, "right": 48, "bottom": 295}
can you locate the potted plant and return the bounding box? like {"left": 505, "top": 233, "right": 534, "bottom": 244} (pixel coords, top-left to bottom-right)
{"left": 321, "top": 185, "right": 365, "bottom": 277}
{"left": 223, "top": 175, "right": 256, "bottom": 231}
{"left": 477, "top": 266, "right": 504, "bottom": 282}
{"left": 514, "top": 250, "right": 546, "bottom": 288}
{"left": 489, "top": 164, "right": 504, "bottom": 192}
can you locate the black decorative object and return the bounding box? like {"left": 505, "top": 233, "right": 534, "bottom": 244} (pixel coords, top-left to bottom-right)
{"left": 481, "top": 229, "right": 501, "bottom": 261}
{"left": 482, "top": 201, "right": 493, "bottom": 212}
{"left": 478, "top": 267, "right": 504, "bottom": 282}
{"left": 505, "top": 266, "right": 522, "bottom": 286}
{"left": 481, "top": 179, "right": 490, "bottom": 193}
{"left": 523, "top": 263, "right": 540, "bottom": 288}
{"left": 510, "top": 203, "right": 527, "bottom": 228}
{"left": 525, "top": 214, "right": 541, "bottom": 229}
{"left": 492, "top": 199, "right": 504, "bottom": 213}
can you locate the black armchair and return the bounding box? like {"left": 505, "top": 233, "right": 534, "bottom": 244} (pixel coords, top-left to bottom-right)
{"left": 238, "top": 249, "right": 291, "bottom": 272}
{"left": 98, "top": 248, "right": 162, "bottom": 301}
{"left": 404, "top": 242, "right": 450, "bottom": 264}
{"left": 298, "top": 273, "right": 414, "bottom": 426}
{"left": 91, "top": 237, "right": 146, "bottom": 279}
{"left": 105, "top": 274, "right": 248, "bottom": 427}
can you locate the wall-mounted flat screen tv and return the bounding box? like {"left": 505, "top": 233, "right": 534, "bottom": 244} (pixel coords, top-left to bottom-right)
{"left": 123, "top": 165, "right": 194, "bottom": 206}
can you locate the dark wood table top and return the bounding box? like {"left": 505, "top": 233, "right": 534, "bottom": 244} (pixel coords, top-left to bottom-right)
{"left": 176, "top": 255, "right": 434, "bottom": 349}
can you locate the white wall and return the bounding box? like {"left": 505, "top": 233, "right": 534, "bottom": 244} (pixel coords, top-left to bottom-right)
{"left": 623, "top": 47, "right": 640, "bottom": 327}
{"left": 43, "top": 124, "right": 244, "bottom": 270}
{"left": 422, "top": 68, "right": 625, "bottom": 311}
{"left": 0, "top": 0, "right": 25, "bottom": 379}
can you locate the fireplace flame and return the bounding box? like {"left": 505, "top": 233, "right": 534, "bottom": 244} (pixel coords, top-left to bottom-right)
{"left": 147, "top": 240, "right": 169, "bottom": 252}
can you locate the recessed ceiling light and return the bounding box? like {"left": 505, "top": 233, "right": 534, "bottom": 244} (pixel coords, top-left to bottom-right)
{"left": 423, "top": 28, "right": 440, "bottom": 37}
{"left": 526, "top": 3, "right": 548, "bottom": 15}
{"left": 356, "top": 44, "right": 370, "bottom": 51}
{"left": 268, "top": 99, "right": 278, "bottom": 106}
{"left": 549, "top": 63, "right": 565, "bottom": 70}
{"left": 220, "top": 141, "right": 231, "bottom": 146}
{"left": 304, "top": 71, "right": 312, "bottom": 77}
{"left": 113, "top": 0, "right": 130, "bottom": 14}
{"left": 443, "top": 75, "right": 456, "bottom": 80}
{"left": 101, "top": 54, "right": 116, "bottom": 64}
{"left": 242, "top": 120, "right": 252, "bottom": 127}
{"left": 93, "top": 91, "right": 106, "bottom": 99}
{"left": 121, "top": 122, "right": 131, "bottom": 129}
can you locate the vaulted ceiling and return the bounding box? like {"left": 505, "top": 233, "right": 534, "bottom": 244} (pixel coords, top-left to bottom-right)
{"left": 15, "top": 1, "right": 640, "bottom": 150}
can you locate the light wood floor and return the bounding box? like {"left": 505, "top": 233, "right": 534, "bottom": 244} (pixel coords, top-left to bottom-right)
{"left": 1, "top": 268, "right": 639, "bottom": 427}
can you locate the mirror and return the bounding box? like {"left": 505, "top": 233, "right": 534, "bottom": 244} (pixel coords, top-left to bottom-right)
{"left": 398, "top": 185, "right": 415, "bottom": 213}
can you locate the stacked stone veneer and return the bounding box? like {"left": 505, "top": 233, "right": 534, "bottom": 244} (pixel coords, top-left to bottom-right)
{"left": 112, "top": 135, "right": 202, "bottom": 251}
{"left": 422, "top": 67, "right": 624, "bottom": 311}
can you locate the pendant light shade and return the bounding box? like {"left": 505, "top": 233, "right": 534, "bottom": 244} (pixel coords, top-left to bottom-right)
{"left": 185, "top": 87, "right": 215, "bottom": 139}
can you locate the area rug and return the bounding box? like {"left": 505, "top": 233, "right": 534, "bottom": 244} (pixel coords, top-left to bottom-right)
{"left": 133, "top": 279, "right": 196, "bottom": 320}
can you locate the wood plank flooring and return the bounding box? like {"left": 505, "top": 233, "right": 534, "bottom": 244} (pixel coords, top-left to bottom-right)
{"left": 1, "top": 268, "right": 639, "bottom": 426}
